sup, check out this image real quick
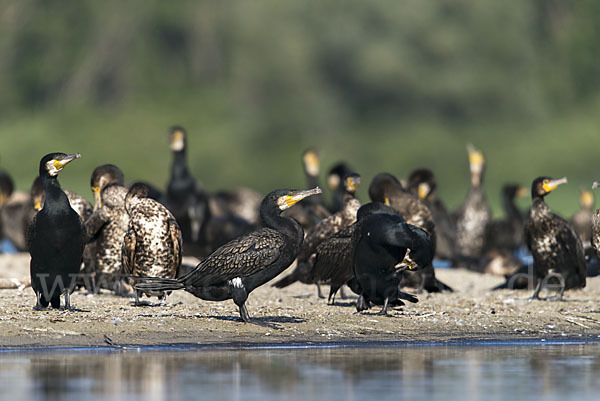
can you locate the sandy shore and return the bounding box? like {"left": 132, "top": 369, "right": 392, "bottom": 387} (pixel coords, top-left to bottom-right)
{"left": 1, "top": 253, "right": 599, "bottom": 349}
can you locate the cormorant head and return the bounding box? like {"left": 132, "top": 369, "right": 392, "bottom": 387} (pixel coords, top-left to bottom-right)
{"left": 327, "top": 162, "right": 354, "bottom": 191}
{"left": 368, "top": 172, "right": 403, "bottom": 204}
{"left": 579, "top": 189, "right": 595, "bottom": 210}
{"left": 39, "top": 153, "right": 81, "bottom": 178}
{"left": 466, "top": 144, "right": 485, "bottom": 186}
{"left": 90, "top": 164, "right": 125, "bottom": 208}
{"left": 531, "top": 176, "right": 567, "bottom": 199}
{"left": 30, "top": 176, "right": 43, "bottom": 211}
{"left": 125, "top": 182, "right": 149, "bottom": 212}
{"left": 407, "top": 168, "right": 436, "bottom": 200}
{"left": 302, "top": 148, "right": 320, "bottom": 177}
{"left": 0, "top": 171, "right": 14, "bottom": 207}
{"left": 343, "top": 173, "right": 361, "bottom": 195}
{"left": 264, "top": 187, "right": 323, "bottom": 213}
{"left": 169, "top": 126, "right": 187, "bottom": 152}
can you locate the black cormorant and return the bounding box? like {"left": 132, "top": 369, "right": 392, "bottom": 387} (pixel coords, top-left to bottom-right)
{"left": 31, "top": 176, "right": 94, "bottom": 289}
{"left": 453, "top": 145, "right": 492, "bottom": 260}
{"left": 484, "top": 184, "right": 528, "bottom": 253}
{"left": 328, "top": 162, "right": 355, "bottom": 213}
{"left": 122, "top": 183, "right": 182, "bottom": 305}
{"left": 525, "top": 177, "right": 586, "bottom": 300}
{"left": 165, "top": 126, "right": 209, "bottom": 253}
{"left": 27, "top": 153, "right": 85, "bottom": 309}
{"left": 134, "top": 187, "right": 322, "bottom": 323}
{"left": 273, "top": 173, "right": 360, "bottom": 295}
{"left": 353, "top": 204, "right": 434, "bottom": 315}
{"left": 84, "top": 164, "right": 131, "bottom": 293}
{"left": 368, "top": 173, "right": 450, "bottom": 292}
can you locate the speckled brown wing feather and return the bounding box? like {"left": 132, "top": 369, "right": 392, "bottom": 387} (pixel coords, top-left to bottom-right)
{"left": 122, "top": 230, "right": 136, "bottom": 275}
{"left": 169, "top": 217, "right": 183, "bottom": 276}
{"left": 184, "top": 228, "right": 285, "bottom": 287}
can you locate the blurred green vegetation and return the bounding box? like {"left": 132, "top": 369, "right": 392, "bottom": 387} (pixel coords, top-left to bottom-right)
{"left": 1, "top": 0, "right": 599, "bottom": 217}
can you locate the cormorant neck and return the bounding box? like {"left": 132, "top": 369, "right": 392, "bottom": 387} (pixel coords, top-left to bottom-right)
{"left": 502, "top": 193, "right": 521, "bottom": 220}
{"left": 470, "top": 171, "right": 483, "bottom": 187}
{"left": 171, "top": 150, "right": 190, "bottom": 180}
{"left": 261, "top": 207, "right": 304, "bottom": 250}
{"left": 531, "top": 197, "right": 550, "bottom": 216}
{"left": 40, "top": 174, "right": 69, "bottom": 210}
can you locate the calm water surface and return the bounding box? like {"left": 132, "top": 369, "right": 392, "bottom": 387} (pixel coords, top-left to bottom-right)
{"left": 1, "top": 343, "right": 600, "bottom": 401}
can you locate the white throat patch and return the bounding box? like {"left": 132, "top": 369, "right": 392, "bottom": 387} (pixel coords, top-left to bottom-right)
{"left": 46, "top": 160, "right": 61, "bottom": 176}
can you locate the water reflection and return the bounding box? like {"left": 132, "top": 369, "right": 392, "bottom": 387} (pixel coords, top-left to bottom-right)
{"left": 1, "top": 345, "right": 600, "bottom": 401}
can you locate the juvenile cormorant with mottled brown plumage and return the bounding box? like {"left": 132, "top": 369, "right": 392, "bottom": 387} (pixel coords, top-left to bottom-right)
{"left": 526, "top": 176, "right": 586, "bottom": 300}
{"left": 122, "top": 183, "right": 182, "bottom": 305}
{"left": 135, "top": 187, "right": 321, "bottom": 323}
{"left": 570, "top": 189, "right": 595, "bottom": 246}
{"left": 84, "top": 164, "right": 131, "bottom": 293}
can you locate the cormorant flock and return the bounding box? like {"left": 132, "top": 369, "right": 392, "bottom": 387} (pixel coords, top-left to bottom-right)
{"left": 0, "top": 129, "right": 597, "bottom": 322}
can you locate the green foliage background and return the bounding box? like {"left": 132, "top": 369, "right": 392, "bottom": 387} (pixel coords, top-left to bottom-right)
{"left": 1, "top": 0, "right": 599, "bottom": 216}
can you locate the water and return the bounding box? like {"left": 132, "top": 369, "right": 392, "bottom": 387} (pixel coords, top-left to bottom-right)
{"left": 1, "top": 343, "right": 600, "bottom": 401}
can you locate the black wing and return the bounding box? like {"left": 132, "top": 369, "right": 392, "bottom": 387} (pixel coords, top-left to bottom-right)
{"left": 184, "top": 228, "right": 285, "bottom": 287}
{"left": 556, "top": 218, "right": 587, "bottom": 287}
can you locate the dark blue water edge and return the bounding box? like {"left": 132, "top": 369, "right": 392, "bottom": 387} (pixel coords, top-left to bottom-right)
{"left": 2, "top": 336, "right": 600, "bottom": 354}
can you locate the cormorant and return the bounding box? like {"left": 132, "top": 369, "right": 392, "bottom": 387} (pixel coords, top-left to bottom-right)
{"left": 453, "top": 145, "right": 492, "bottom": 260}
{"left": 406, "top": 168, "right": 456, "bottom": 260}
{"left": 127, "top": 181, "right": 166, "bottom": 204}
{"left": 570, "top": 188, "right": 595, "bottom": 245}
{"left": 353, "top": 203, "right": 434, "bottom": 315}
{"left": 328, "top": 162, "right": 355, "bottom": 213}
{"left": 31, "top": 176, "right": 94, "bottom": 289}
{"left": 525, "top": 177, "right": 586, "bottom": 300}
{"left": 485, "top": 184, "right": 528, "bottom": 253}
{"left": 30, "top": 176, "right": 92, "bottom": 222}
{"left": 165, "top": 126, "right": 208, "bottom": 254}
{"left": 273, "top": 173, "right": 360, "bottom": 296}
{"left": 0, "top": 170, "right": 35, "bottom": 252}
{"left": 368, "top": 173, "right": 450, "bottom": 292}
{"left": 286, "top": 148, "right": 331, "bottom": 229}
{"left": 209, "top": 187, "right": 263, "bottom": 225}
{"left": 27, "top": 153, "right": 85, "bottom": 309}
{"left": 590, "top": 182, "right": 600, "bottom": 266}
{"left": 84, "top": 164, "right": 131, "bottom": 293}
{"left": 134, "top": 187, "right": 322, "bottom": 323}
{"left": 0, "top": 169, "right": 15, "bottom": 249}
{"left": 122, "top": 183, "right": 182, "bottom": 305}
